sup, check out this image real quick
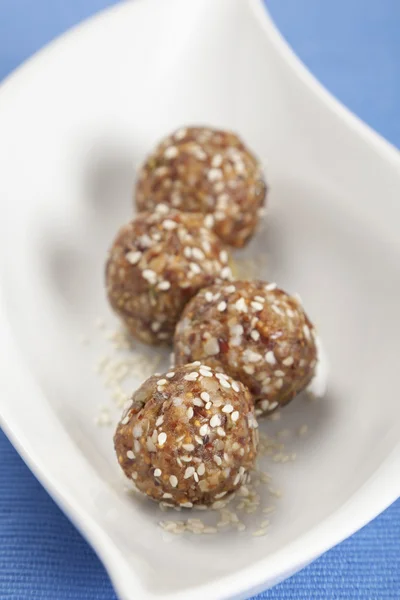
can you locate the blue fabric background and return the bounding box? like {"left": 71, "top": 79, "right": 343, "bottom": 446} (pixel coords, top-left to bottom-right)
{"left": 0, "top": 1, "right": 399, "bottom": 598}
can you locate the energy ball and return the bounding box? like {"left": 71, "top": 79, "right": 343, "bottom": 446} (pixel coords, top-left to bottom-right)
{"left": 174, "top": 281, "right": 318, "bottom": 415}
{"left": 135, "top": 126, "right": 267, "bottom": 248}
{"left": 105, "top": 207, "right": 232, "bottom": 345}
{"left": 114, "top": 363, "right": 258, "bottom": 508}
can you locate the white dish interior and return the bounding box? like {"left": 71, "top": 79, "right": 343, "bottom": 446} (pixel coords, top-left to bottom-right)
{"left": 0, "top": 0, "right": 399, "bottom": 599}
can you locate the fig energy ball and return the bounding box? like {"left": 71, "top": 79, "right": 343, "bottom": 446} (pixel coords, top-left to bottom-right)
{"left": 105, "top": 207, "right": 232, "bottom": 345}
{"left": 174, "top": 281, "right": 318, "bottom": 415}
{"left": 135, "top": 126, "right": 267, "bottom": 248}
{"left": 114, "top": 363, "right": 258, "bottom": 508}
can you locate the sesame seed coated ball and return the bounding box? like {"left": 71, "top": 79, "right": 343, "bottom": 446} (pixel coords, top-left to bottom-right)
{"left": 105, "top": 207, "right": 232, "bottom": 345}
{"left": 114, "top": 362, "right": 258, "bottom": 508}
{"left": 174, "top": 281, "right": 318, "bottom": 415}
{"left": 135, "top": 126, "right": 267, "bottom": 248}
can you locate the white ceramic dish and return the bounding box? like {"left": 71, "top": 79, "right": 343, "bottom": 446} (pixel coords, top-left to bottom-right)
{"left": 0, "top": 0, "right": 399, "bottom": 598}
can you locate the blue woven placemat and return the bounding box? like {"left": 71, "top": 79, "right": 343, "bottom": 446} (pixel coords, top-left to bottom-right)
{"left": 0, "top": 1, "right": 399, "bottom": 599}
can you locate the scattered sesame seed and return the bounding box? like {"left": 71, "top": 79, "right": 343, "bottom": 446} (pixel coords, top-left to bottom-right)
{"left": 207, "top": 168, "right": 223, "bottom": 181}
{"left": 155, "top": 415, "right": 164, "bottom": 427}
{"left": 166, "top": 371, "right": 175, "bottom": 378}
{"left": 164, "top": 146, "right": 178, "bottom": 159}
{"left": 125, "top": 250, "right": 142, "bottom": 265}
{"left": 193, "top": 398, "right": 204, "bottom": 407}
{"left": 187, "top": 407, "right": 194, "bottom": 419}
{"left": 231, "top": 411, "right": 239, "bottom": 422}
{"left": 219, "top": 378, "right": 231, "bottom": 389}
{"left": 183, "top": 443, "right": 195, "bottom": 452}
{"left": 126, "top": 450, "right": 135, "bottom": 460}
{"left": 265, "top": 351, "right": 276, "bottom": 365}
{"left": 203, "top": 337, "right": 220, "bottom": 356}
{"left": 212, "top": 154, "right": 223, "bottom": 167}
{"left": 251, "top": 330, "right": 260, "bottom": 341}
{"left": 158, "top": 280, "right": 171, "bottom": 291}
{"left": 210, "top": 414, "right": 221, "bottom": 428}
{"left": 184, "top": 466, "right": 195, "bottom": 479}
{"left": 251, "top": 301, "right": 264, "bottom": 312}
{"left": 189, "top": 262, "right": 202, "bottom": 274}
{"left": 222, "top": 404, "right": 234, "bottom": 413}
{"left": 200, "top": 368, "right": 213, "bottom": 377}
{"left": 231, "top": 381, "right": 240, "bottom": 393}
{"left": 282, "top": 356, "right": 294, "bottom": 366}
{"left": 221, "top": 266, "right": 232, "bottom": 279}
{"left": 142, "top": 269, "right": 157, "bottom": 284}
{"left": 192, "top": 247, "right": 205, "bottom": 261}
{"left": 158, "top": 432, "right": 167, "bottom": 446}
{"left": 154, "top": 468, "right": 162, "bottom": 477}
{"left": 157, "top": 379, "right": 167, "bottom": 386}
{"left": 204, "top": 214, "right": 214, "bottom": 228}
{"left": 197, "top": 463, "right": 205, "bottom": 476}
{"left": 214, "top": 455, "right": 222, "bottom": 466}
{"left": 235, "top": 297, "right": 248, "bottom": 312}
{"left": 169, "top": 475, "right": 178, "bottom": 487}
{"left": 219, "top": 250, "right": 228, "bottom": 263}
{"left": 265, "top": 282, "right": 277, "bottom": 291}
{"left": 199, "top": 424, "right": 209, "bottom": 436}
{"left": 184, "top": 372, "right": 199, "bottom": 381}
{"left": 200, "top": 391, "right": 210, "bottom": 402}
{"left": 217, "top": 301, "right": 227, "bottom": 312}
